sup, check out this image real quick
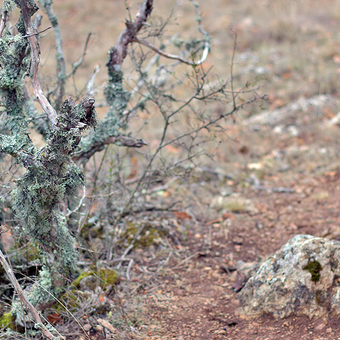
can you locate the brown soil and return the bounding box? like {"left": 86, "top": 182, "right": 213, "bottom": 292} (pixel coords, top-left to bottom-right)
{"left": 5, "top": 0, "right": 340, "bottom": 339}
{"left": 139, "top": 114, "right": 340, "bottom": 340}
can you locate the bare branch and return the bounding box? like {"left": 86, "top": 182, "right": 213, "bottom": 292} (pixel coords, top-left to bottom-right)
{"left": 0, "top": 249, "right": 56, "bottom": 340}
{"left": 77, "top": 0, "right": 153, "bottom": 163}
{"left": 20, "top": 0, "right": 57, "bottom": 127}
{"left": 130, "top": 34, "right": 179, "bottom": 97}
{"left": 87, "top": 65, "right": 100, "bottom": 97}
{"left": 106, "top": 0, "right": 153, "bottom": 69}
{"left": 0, "top": 8, "right": 8, "bottom": 38}
{"left": 22, "top": 26, "right": 51, "bottom": 38}
{"left": 67, "top": 186, "right": 86, "bottom": 217}
{"left": 133, "top": 0, "right": 210, "bottom": 66}
{"left": 73, "top": 135, "right": 147, "bottom": 162}
{"left": 134, "top": 37, "right": 209, "bottom": 66}
{"left": 67, "top": 32, "right": 92, "bottom": 79}
{"left": 38, "top": 0, "right": 66, "bottom": 111}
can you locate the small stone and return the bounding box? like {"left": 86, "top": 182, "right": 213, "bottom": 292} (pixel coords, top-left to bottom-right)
{"left": 233, "top": 237, "right": 243, "bottom": 245}
{"left": 315, "top": 323, "right": 325, "bottom": 331}
{"left": 83, "top": 324, "right": 91, "bottom": 331}
{"left": 95, "top": 325, "right": 103, "bottom": 332}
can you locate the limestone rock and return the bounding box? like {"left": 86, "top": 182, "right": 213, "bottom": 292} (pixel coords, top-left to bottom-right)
{"left": 238, "top": 234, "right": 340, "bottom": 319}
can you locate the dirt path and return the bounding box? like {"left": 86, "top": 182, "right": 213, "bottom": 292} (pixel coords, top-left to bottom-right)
{"left": 140, "top": 115, "right": 340, "bottom": 339}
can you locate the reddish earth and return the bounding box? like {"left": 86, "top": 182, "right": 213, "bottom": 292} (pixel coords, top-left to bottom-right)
{"left": 4, "top": 0, "right": 340, "bottom": 339}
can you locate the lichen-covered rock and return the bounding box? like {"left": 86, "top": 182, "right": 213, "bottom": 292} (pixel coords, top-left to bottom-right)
{"left": 238, "top": 234, "right": 340, "bottom": 319}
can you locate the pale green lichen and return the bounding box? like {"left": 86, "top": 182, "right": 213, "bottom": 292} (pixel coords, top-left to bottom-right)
{"left": 7, "top": 99, "right": 96, "bottom": 320}
{"left": 2, "top": 0, "right": 15, "bottom": 12}
{"left": 0, "top": 0, "right": 143, "bottom": 331}
{"left": 78, "top": 65, "right": 130, "bottom": 162}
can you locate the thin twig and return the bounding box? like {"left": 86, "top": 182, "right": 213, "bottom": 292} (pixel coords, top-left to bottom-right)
{"left": 0, "top": 249, "right": 56, "bottom": 339}
{"left": 22, "top": 26, "right": 51, "bottom": 38}
{"left": 133, "top": 0, "right": 210, "bottom": 67}
{"left": 39, "top": 0, "right": 66, "bottom": 111}
{"left": 117, "top": 225, "right": 146, "bottom": 269}
{"left": 130, "top": 33, "right": 179, "bottom": 97}
{"left": 87, "top": 65, "right": 100, "bottom": 97}
{"left": 67, "top": 33, "right": 92, "bottom": 79}
{"left": 67, "top": 186, "right": 86, "bottom": 217}
{"left": 230, "top": 31, "right": 237, "bottom": 111}
{"left": 126, "top": 258, "right": 134, "bottom": 281}
{"left": 25, "top": 276, "right": 91, "bottom": 340}
{"left": 131, "top": 251, "right": 173, "bottom": 293}
{"left": 134, "top": 37, "right": 209, "bottom": 66}
{"left": 172, "top": 251, "right": 200, "bottom": 269}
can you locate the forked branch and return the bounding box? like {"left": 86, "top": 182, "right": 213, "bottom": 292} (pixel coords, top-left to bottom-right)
{"left": 106, "top": 0, "right": 153, "bottom": 69}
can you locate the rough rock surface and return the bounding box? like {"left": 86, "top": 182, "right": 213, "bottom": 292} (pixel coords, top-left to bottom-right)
{"left": 238, "top": 234, "right": 340, "bottom": 319}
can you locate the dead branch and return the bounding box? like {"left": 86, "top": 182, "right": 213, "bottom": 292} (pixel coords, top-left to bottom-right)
{"left": 0, "top": 8, "right": 8, "bottom": 38}
{"left": 87, "top": 65, "right": 100, "bottom": 97}
{"left": 133, "top": 0, "right": 209, "bottom": 66}
{"left": 76, "top": 0, "right": 153, "bottom": 163}
{"left": 134, "top": 37, "right": 209, "bottom": 66}
{"left": 38, "top": 0, "right": 66, "bottom": 111}
{"left": 73, "top": 135, "right": 147, "bottom": 162}
{"left": 20, "top": 0, "right": 57, "bottom": 127}
{"left": 22, "top": 26, "right": 51, "bottom": 38}
{"left": 130, "top": 34, "right": 179, "bottom": 97}
{"left": 67, "top": 33, "right": 92, "bottom": 79}
{"left": 0, "top": 249, "right": 57, "bottom": 340}
{"left": 106, "top": 0, "right": 153, "bottom": 69}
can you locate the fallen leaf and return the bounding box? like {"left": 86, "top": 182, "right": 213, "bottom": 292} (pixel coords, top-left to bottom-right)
{"left": 222, "top": 212, "right": 235, "bottom": 219}
{"left": 47, "top": 313, "right": 62, "bottom": 325}
{"left": 174, "top": 211, "right": 192, "bottom": 220}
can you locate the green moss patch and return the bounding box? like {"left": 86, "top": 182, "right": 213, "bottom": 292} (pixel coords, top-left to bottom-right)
{"left": 303, "top": 260, "right": 322, "bottom": 283}
{"left": 72, "top": 268, "right": 119, "bottom": 291}
{"left": 121, "top": 222, "right": 168, "bottom": 248}
{"left": 0, "top": 312, "right": 14, "bottom": 329}
{"left": 98, "top": 268, "right": 119, "bottom": 286}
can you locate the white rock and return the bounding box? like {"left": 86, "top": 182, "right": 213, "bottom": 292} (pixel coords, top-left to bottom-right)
{"left": 238, "top": 234, "right": 340, "bottom": 319}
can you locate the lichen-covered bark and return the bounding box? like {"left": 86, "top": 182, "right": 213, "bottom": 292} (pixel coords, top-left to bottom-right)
{"left": 0, "top": 0, "right": 97, "bottom": 310}
{"left": 12, "top": 98, "right": 96, "bottom": 294}
{"left": 77, "top": 68, "right": 130, "bottom": 159}
{"left": 75, "top": 0, "right": 153, "bottom": 163}
{"left": 0, "top": 0, "right": 150, "bottom": 319}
